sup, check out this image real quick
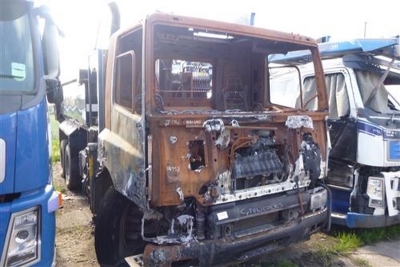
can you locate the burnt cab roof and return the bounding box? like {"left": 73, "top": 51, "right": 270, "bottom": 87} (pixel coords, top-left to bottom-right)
{"left": 115, "top": 12, "right": 320, "bottom": 54}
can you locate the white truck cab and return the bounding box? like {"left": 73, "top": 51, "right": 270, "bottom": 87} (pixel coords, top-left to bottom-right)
{"left": 270, "top": 37, "right": 400, "bottom": 228}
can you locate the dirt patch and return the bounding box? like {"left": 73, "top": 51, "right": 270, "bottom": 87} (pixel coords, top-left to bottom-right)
{"left": 53, "top": 162, "right": 98, "bottom": 267}
{"left": 53, "top": 162, "right": 357, "bottom": 267}
{"left": 240, "top": 231, "right": 358, "bottom": 267}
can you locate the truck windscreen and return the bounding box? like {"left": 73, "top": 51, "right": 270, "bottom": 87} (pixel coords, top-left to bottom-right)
{"left": 0, "top": 2, "right": 34, "bottom": 93}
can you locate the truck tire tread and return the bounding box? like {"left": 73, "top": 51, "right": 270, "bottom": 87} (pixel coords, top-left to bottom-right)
{"left": 95, "top": 186, "right": 145, "bottom": 266}
{"left": 60, "top": 139, "right": 68, "bottom": 178}
{"left": 65, "top": 144, "right": 82, "bottom": 191}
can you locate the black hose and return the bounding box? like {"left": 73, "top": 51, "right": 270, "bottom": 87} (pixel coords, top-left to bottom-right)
{"left": 317, "top": 181, "right": 332, "bottom": 232}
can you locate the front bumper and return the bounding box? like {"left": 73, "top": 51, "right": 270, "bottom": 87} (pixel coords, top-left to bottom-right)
{"left": 127, "top": 207, "right": 328, "bottom": 267}
{"left": 331, "top": 212, "right": 400, "bottom": 228}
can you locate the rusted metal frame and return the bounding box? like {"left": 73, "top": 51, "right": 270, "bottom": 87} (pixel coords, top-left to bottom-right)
{"left": 141, "top": 206, "right": 328, "bottom": 266}
{"left": 146, "top": 135, "right": 153, "bottom": 207}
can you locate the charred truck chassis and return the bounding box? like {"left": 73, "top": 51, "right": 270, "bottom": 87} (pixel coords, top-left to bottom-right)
{"left": 94, "top": 117, "right": 330, "bottom": 267}
{"left": 59, "top": 10, "right": 331, "bottom": 267}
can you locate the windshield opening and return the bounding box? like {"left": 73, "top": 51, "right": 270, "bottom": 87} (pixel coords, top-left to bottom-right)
{"left": 112, "top": 22, "right": 326, "bottom": 115}
{"left": 268, "top": 66, "right": 301, "bottom": 108}
{"left": 0, "top": 2, "right": 35, "bottom": 93}
{"left": 355, "top": 69, "right": 400, "bottom": 114}
{"left": 268, "top": 58, "right": 319, "bottom": 111}
{"left": 144, "top": 23, "right": 323, "bottom": 115}
{"left": 155, "top": 59, "right": 213, "bottom": 109}
{"left": 387, "top": 85, "right": 400, "bottom": 110}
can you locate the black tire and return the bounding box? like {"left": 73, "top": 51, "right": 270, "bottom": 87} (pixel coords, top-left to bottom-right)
{"left": 60, "top": 140, "right": 68, "bottom": 178}
{"left": 65, "top": 144, "right": 82, "bottom": 191}
{"left": 95, "top": 187, "right": 145, "bottom": 267}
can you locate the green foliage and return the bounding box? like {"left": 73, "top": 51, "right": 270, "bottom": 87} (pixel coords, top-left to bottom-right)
{"left": 234, "top": 224, "right": 400, "bottom": 267}
{"left": 49, "top": 109, "right": 60, "bottom": 163}
{"left": 353, "top": 258, "right": 372, "bottom": 267}
{"left": 301, "top": 225, "right": 400, "bottom": 267}
{"left": 322, "top": 223, "right": 400, "bottom": 265}
{"left": 356, "top": 228, "right": 386, "bottom": 244}
{"left": 307, "top": 249, "right": 334, "bottom": 266}
{"left": 49, "top": 111, "right": 59, "bottom": 140}
{"left": 384, "top": 224, "right": 400, "bottom": 239}
{"left": 52, "top": 139, "right": 60, "bottom": 163}
{"left": 332, "top": 232, "right": 362, "bottom": 254}
{"left": 356, "top": 224, "right": 400, "bottom": 244}
{"left": 53, "top": 183, "right": 66, "bottom": 194}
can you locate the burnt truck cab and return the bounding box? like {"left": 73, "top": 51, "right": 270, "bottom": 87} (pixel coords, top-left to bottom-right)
{"left": 90, "top": 13, "right": 331, "bottom": 267}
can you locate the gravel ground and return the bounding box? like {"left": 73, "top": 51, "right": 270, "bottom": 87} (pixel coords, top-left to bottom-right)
{"left": 54, "top": 162, "right": 98, "bottom": 267}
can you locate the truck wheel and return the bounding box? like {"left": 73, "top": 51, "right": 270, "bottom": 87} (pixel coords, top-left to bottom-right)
{"left": 65, "top": 144, "right": 81, "bottom": 191}
{"left": 95, "top": 186, "right": 145, "bottom": 266}
{"left": 60, "top": 140, "right": 68, "bottom": 178}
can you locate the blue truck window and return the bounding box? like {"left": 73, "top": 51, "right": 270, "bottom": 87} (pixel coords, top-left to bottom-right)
{"left": 0, "top": 3, "right": 34, "bottom": 92}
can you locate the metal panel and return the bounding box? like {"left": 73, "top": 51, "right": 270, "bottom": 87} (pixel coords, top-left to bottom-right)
{"left": 270, "top": 37, "right": 400, "bottom": 64}
{"left": 389, "top": 140, "right": 400, "bottom": 160}
{"left": 15, "top": 99, "right": 50, "bottom": 192}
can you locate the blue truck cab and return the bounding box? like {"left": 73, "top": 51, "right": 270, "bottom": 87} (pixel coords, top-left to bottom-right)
{"left": 0, "top": 0, "right": 61, "bottom": 266}
{"left": 270, "top": 37, "right": 400, "bottom": 228}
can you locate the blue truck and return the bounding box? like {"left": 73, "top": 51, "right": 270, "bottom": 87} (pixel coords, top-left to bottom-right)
{"left": 0, "top": 0, "right": 61, "bottom": 266}
{"left": 270, "top": 37, "right": 400, "bottom": 228}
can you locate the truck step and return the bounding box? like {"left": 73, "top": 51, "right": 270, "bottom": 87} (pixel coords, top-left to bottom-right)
{"left": 125, "top": 254, "right": 144, "bottom": 267}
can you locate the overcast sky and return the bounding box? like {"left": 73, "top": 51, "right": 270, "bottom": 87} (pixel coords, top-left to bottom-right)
{"left": 36, "top": 0, "right": 399, "bottom": 81}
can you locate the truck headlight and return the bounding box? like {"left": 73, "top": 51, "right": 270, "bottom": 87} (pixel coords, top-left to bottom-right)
{"left": 3, "top": 207, "right": 40, "bottom": 266}
{"left": 366, "top": 177, "right": 385, "bottom": 208}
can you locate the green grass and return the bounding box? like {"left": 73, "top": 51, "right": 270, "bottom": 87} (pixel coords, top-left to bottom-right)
{"left": 331, "top": 224, "right": 400, "bottom": 247}
{"left": 49, "top": 107, "right": 59, "bottom": 140}
{"left": 332, "top": 231, "right": 363, "bottom": 254}
{"left": 54, "top": 184, "right": 66, "bottom": 194}
{"left": 305, "top": 224, "right": 400, "bottom": 266}
{"left": 52, "top": 139, "right": 60, "bottom": 163}
{"left": 353, "top": 258, "right": 372, "bottom": 267}
{"left": 246, "top": 224, "right": 400, "bottom": 267}
{"left": 232, "top": 227, "right": 386, "bottom": 267}
{"left": 356, "top": 224, "right": 400, "bottom": 244}
{"left": 49, "top": 108, "right": 60, "bottom": 163}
